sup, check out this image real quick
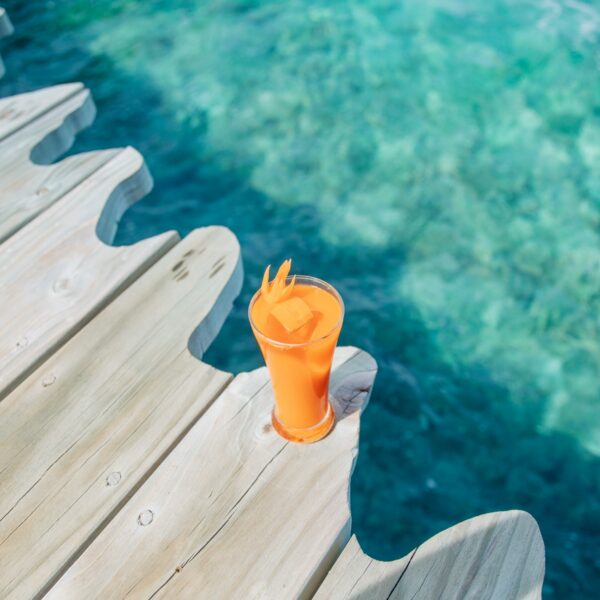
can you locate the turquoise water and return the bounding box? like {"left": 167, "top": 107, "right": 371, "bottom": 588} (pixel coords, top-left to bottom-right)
{"left": 2, "top": 0, "right": 600, "bottom": 596}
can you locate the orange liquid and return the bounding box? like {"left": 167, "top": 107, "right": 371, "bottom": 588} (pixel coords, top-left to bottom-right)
{"left": 251, "top": 283, "right": 342, "bottom": 441}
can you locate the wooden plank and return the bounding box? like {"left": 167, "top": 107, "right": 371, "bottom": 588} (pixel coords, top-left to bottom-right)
{"left": 314, "top": 535, "right": 414, "bottom": 600}
{"left": 0, "top": 88, "right": 103, "bottom": 239}
{"left": 47, "top": 347, "right": 378, "bottom": 599}
{"left": 315, "top": 511, "right": 545, "bottom": 600}
{"left": 0, "top": 87, "right": 113, "bottom": 242}
{"left": 0, "top": 226, "right": 243, "bottom": 600}
{"left": 0, "top": 146, "right": 178, "bottom": 399}
{"left": 0, "top": 8, "right": 13, "bottom": 79}
{"left": 0, "top": 83, "right": 85, "bottom": 142}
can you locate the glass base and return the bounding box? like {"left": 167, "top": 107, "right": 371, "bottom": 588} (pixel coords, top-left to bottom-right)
{"left": 272, "top": 401, "right": 335, "bottom": 443}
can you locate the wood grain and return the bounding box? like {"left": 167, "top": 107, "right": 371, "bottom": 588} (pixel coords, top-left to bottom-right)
{"left": 0, "top": 147, "right": 178, "bottom": 399}
{"left": 0, "top": 87, "right": 112, "bottom": 242}
{"left": 0, "top": 227, "right": 243, "bottom": 600}
{"left": 0, "top": 83, "right": 84, "bottom": 142}
{"left": 315, "top": 510, "right": 545, "bottom": 600}
{"left": 47, "top": 347, "right": 377, "bottom": 600}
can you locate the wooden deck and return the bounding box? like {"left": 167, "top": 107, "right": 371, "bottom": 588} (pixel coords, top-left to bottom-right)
{"left": 0, "top": 11, "right": 545, "bottom": 599}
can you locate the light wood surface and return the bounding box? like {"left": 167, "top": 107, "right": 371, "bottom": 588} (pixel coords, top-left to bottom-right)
{"left": 315, "top": 510, "right": 545, "bottom": 600}
{"left": 0, "top": 227, "right": 242, "bottom": 600}
{"left": 0, "top": 83, "right": 85, "bottom": 142}
{"left": 0, "top": 147, "right": 178, "bottom": 399}
{"left": 47, "top": 347, "right": 377, "bottom": 600}
{"left": 0, "top": 86, "right": 111, "bottom": 242}
{"left": 314, "top": 534, "right": 414, "bottom": 600}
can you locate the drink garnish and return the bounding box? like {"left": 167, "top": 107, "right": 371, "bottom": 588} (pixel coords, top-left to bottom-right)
{"left": 261, "top": 259, "right": 313, "bottom": 333}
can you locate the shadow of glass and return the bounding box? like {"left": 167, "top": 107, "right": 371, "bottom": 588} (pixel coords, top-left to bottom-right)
{"left": 330, "top": 348, "right": 378, "bottom": 422}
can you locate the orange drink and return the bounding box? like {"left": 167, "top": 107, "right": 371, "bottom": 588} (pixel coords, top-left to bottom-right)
{"left": 249, "top": 261, "right": 344, "bottom": 443}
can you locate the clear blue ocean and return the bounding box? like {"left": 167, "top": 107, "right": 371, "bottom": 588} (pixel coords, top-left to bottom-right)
{"left": 2, "top": 1, "right": 599, "bottom": 596}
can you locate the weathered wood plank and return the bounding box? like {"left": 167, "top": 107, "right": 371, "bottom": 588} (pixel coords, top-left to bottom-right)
{"left": 47, "top": 347, "right": 377, "bottom": 599}
{"left": 0, "top": 83, "right": 84, "bottom": 141}
{"left": 0, "top": 227, "right": 242, "bottom": 600}
{"left": 315, "top": 511, "right": 545, "bottom": 600}
{"left": 0, "top": 147, "right": 178, "bottom": 399}
{"left": 0, "top": 8, "right": 13, "bottom": 79}
{"left": 0, "top": 87, "right": 112, "bottom": 242}
{"left": 313, "top": 535, "right": 414, "bottom": 600}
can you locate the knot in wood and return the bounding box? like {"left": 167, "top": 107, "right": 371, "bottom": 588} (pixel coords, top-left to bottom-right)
{"left": 36, "top": 185, "right": 51, "bottom": 196}
{"left": 106, "top": 472, "right": 121, "bottom": 487}
{"left": 52, "top": 277, "right": 71, "bottom": 295}
{"left": 138, "top": 509, "right": 154, "bottom": 526}
{"left": 42, "top": 374, "right": 56, "bottom": 387}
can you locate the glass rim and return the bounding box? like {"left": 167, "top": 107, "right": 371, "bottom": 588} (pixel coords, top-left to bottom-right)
{"left": 248, "top": 274, "right": 345, "bottom": 348}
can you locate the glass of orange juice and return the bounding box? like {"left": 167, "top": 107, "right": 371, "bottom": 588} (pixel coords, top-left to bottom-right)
{"left": 249, "top": 261, "right": 344, "bottom": 443}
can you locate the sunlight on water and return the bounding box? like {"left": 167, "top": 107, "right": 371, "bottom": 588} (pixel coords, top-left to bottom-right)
{"left": 86, "top": 0, "right": 600, "bottom": 452}
{"left": 1, "top": 0, "right": 599, "bottom": 596}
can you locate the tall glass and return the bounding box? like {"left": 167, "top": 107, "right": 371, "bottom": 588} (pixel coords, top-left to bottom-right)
{"left": 249, "top": 275, "right": 344, "bottom": 443}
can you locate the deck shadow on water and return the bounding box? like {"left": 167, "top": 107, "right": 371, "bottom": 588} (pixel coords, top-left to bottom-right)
{"left": 1, "top": 3, "right": 599, "bottom": 598}
{"left": 350, "top": 295, "right": 600, "bottom": 598}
